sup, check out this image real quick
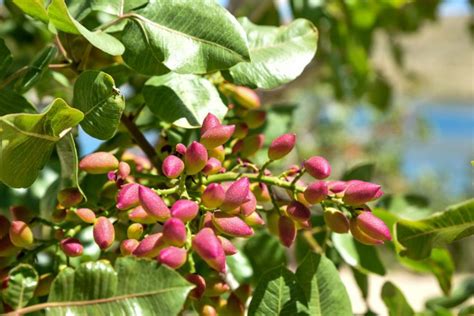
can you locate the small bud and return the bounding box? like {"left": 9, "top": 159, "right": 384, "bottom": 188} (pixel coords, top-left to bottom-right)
{"left": 240, "top": 192, "right": 257, "bottom": 216}
{"left": 93, "top": 217, "right": 115, "bottom": 249}
{"left": 304, "top": 156, "right": 331, "bottom": 179}
{"left": 200, "top": 305, "right": 217, "bottom": 316}
{"left": 162, "top": 155, "right": 184, "bottom": 179}
{"left": 356, "top": 211, "right": 391, "bottom": 241}
{"left": 268, "top": 133, "right": 296, "bottom": 160}
{"left": 9, "top": 221, "right": 33, "bottom": 248}
{"left": 323, "top": 208, "right": 349, "bottom": 233}
{"left": 202, "top": 158, "right": 222, "bottom": 176}
{"left": 343, "top": 181, "right": 383, "bottom": 205}
{"left": 116, "top": 183, "right": 140, "bottom": 210}
{"left": 162, "top": 218, "right": 187, "bottom": 247}
{"left": 278, "top": 216, "right": 296, "bottom": 248}
{"left": 9, "top": 206, "right": 33, "bottom": 223}
{"left": 204, "top": 279, "right": 231, "bottom": 297}
{"left": 251, "top": 183, "right": 271, "bottom": 203}
{"left": 138, "top": 186, "right": 170, "bottom": 221}
{"left": 158, "top": 246, "right": 187, "bottom": 269}
{"left": 304, "top": 181, "right": 329, "bottom": 204}
{"left": 246, "top": 110, "right": 266, "bottom": 129}
{"left": 0, "top": 216, "right": 10, "bottom": 239}
{"left": 127, "top": 223, "right": 144, "bottom": 240}
{"left": 75, "top": 208, "right": 96, "bottom": 224}
{"left": 128, "top": 206, "right": 158, "bottom": 224}
{"left": 192, "top": 228, "right": 226, "bottom": 272}
{"left": 350, "top": 219, "right": 383, "bottom": 245}
{"left": 221, "top": 177, "right": 250, "bottom": 212}
{"left": 187, "top": 274, "right": 206, "bottom": 299}
{"left": 200, "top": 212, "right": 215, "bottom": 230}
{"left": 120, "top": 239, "right": 139, "bottom": 256}
{"left": 212, "top": 212, "right": 253, "bottom": 237}
{"left": 286, "top": 201, "right": 311, "bottom": 222}
{"left": 201, "top": 113, "right": 222, "bottom": 136}
{"left": 176, "top": 143, "right": 187, "bottom": 155}
{"left": 79, "top": 152, "right": 119, "bottom": 174}
{"left": 185, "top": 141, "right": 208, "bottom": 175}
{"left": 133, "top": 233, "right": 166, "bottom": 258}
{"left": 327, "top": 181, "right": 348, "bottom": 194}
{"left": 202, "top": 184, "right": 226, "bottom": 209}
{"left": 208, "top": 145, "right": 226, "bottom": 162}
{"left": 171, "top": 199, "right": 199, "bottom": 222}
{"left": 118, "top": 161, "right": 131, "bottom": 179}
{"left": 229, "top": 86, "right": 261, "bottom": 109}
{"left": 218, "top": 236, "right": 237, "bottom": 256}
{"left": 233, "top": 123, "right": 249, "bottom": 139}
{"left": 60, "top": 238, "right": 83, "bottom": 257}
{"left": 57, "top": 188, "right": 83, "bottom": 208}
{"left": 243, "top": 211, "right": 265, "bottom": 226}
{"left": 201, "top": 125, "right": 235, "bottom": 149}
{"left": 240, "top": 134, "right": 264, "bottom": 157}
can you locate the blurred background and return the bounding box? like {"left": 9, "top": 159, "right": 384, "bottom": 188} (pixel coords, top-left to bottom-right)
{"left": 0, "top": 0, "right": 472, "bottom": 314}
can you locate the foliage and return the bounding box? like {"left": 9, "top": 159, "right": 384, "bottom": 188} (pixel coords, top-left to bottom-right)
{"left": 0, "top": 0, "right": 472, "bottom": 315}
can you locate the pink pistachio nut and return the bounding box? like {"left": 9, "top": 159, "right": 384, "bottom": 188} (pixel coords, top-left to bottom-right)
{"left": 162, "top": 218, "right": 187, "bottom": 247}
{"left": 176, "top": 143, "right": 187, "bottom": 155}
{"left": 212, "top": 212, "right": 254, "bottom": 238}
{"left": 158, "top": 246, "right": 187, "bottom": 269}
{"left": 239, "top": 134, "right": 264, "bottom": 157}
{"left": 60, "top": 238, "right": 83, "bottom": 257}
{"left": 342, "top": 181, "right": 384, "bottom": 205}
{"left": 202, "top": 158, "right": 222, "bottom": 176}
{"left": 349, "top": 219, "right": 383, "bottom": 245}
{"left": 278, "top": 216, "right": 296, "bottom": 248}
{"left": 286, "top": 201, "right": 311, "bottom": 222}
{"left": 187, "top": 274, "right": 206, "bottom": 299}
{"left": 202, "top": 184, "right": 226, "bottom": 209}
{"left": 200, "top": 113, "right": 222, "bottom": 136}
{"left": 268, "top": 133, "right": 296, "bottom": 161}
{"left": 162, "top": 155, "right": 185, "bottom": 179}
{"left": 185, "top": 141, "right": 209, "bottom": 175}
{"left": 304, "top": 181, "right": 329, "bottom": 204}
{"left": 240, "top": 191, "right": 257, "bottom": 216}
{"left": 57, "top": 188, "right": 83, "bottom": 208}
{"left": 323, "top": 208, "right": 350, "bottom": 234}
{"left": 221, "top": 177, "right": 250, "bottom": 212}
{"left": 9, "top": 221, "right": 34, "bottom": 248}
{"left": 327, "top": 181, "right": 348, "bottom": 194}
{"left": 304, "top": 156, "right": 331, "bottom": 179}
{"left": 79, "top": 152, "right": 119, "bottom": 174}
{"left": 246, "top": 110, "right": 266, "bottom": 129}
{"left": 133, "top": 233, "right": 166, "bottom": 258}
{"left": 138, "top": 186, "right": 170, "bottom": 221}
{"left": 218, "top": 236, "right": 237, "bottom": 256}
{"left": 75, "top": 208, "right": 96, "bottom": 224}
{"left": 93, "top": 217, "right": 115, "bottom": 250}
{"left": 118, "top": 161, "right": 131, "bottom": 179}
{"left": 356, "top": 211, "right": 391, "bottom": 241}
{"left": 231, "top": 86, "right": 261, "bottom": 110}
{"left": 128, "top": 206, "right": 158, "bottom": 224}
{"left": 201, "top": 125, "right": 235, "bottom": 149}
{"left": 233, "top": 123, "right": 249, "bottom": 139}
{"left": 116, "top": 183, "right": 140, "bottom": 210}
{"left": 171, "top": 199, "right": 199, "bottom": 222}
{"left": 120, "top": 239, "right": 139, "bottom": 256}
{"left": 192, "top": 228, "right": 226, "bottom": 273}
{"left": 243, "top": 211, "right": 265, "bottom": 226}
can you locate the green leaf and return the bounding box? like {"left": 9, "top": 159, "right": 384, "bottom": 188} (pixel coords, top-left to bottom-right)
{"left": 0, "top": 38, "right": 12, "bottom": 79}
{"left": 425, "top": 277, "right": 474, "bottom": 311}
{"left": 47, "top": 0, "right": 125, "bottom": 56}
{"left": 73, "top": 70, "right": 125, "bottom": 140}
{"left": 12, "top": 0, "right": 49, "bottom": 23}
{"left": 2, "top": 264, "right": 38, "bottom": 309}
{"left": 90, "top": 0, "right": 148, "bottom": 16}
{"left": 121, "top": 0, "right": 250, "bottom": 75}
{"left": 37, "top": 257, "right": 192, "bottom": 315}
{"left": 243, "top": 230, "right": 287, "bottom": 284}
{"left": 396, "top": 199, "right": 474, "bottom": 260}
{"left": 0, "top": 90, "right": 37, "bottom": 115}
{"left": 381, "top": 281, "right": 414, "bottom": 316}
{"left": 332, "top": 233, "right": 386, "bottom": 275}
{"left": 342, "top": 162, "right": 375, "bottom": 181}
{"left": 223, "top": 18, "right": 317, "bottom": 89}
{"left": 295, "top": 253, "right": 352, "bottom": 316}
{"left": 143, "top": 73, "right": 227, "bottom": 129}
{"left": 16, "top": 45, "right": 57, "bottom": 93}
{"left": 248, "top": 265, "right": 309, "bottom": 316}
{"left": 0, "top": 98, "right": 84, "bottom": 188}
{"left": 56, "top": 134, "right": 85, "bottom": 199}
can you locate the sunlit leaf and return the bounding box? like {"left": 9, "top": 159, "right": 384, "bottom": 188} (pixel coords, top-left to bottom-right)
{"left": 143, "top": 73, "right": 227, "bottom": 129}
{"left": 2, "top": 264, "right": 38, "bottom": 310}
{"left": 90, "top": 0, "right": 148, "bottom": 16}
{"left": 56, "top": 134, "right": 85, "bottom": 199}
{"left": 223, "top": 18, "right": 317, "bottom": 89}
{"left": 121, "top": 0, "right": 249, "bottom": 75}
{"left": 12, "top": 0, "right": 49, "bottom": 23}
